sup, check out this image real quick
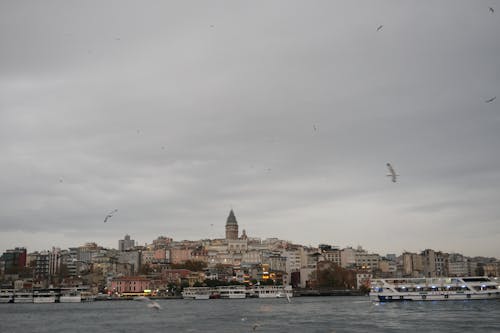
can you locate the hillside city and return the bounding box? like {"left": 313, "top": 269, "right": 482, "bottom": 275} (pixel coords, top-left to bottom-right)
{"left": 1, "top": 210, "right": 499, "bottom": 296}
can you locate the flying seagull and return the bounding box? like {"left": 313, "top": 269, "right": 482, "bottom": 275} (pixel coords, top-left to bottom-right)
{"left": 485, "top": 96, "right": 496, "bottom": 103}
{"left": 386, "top": 163, "right": 399, "bottom": 183}
{"left": 135, "top": 296, "right": 162, "bottom": 310}
{"left": 376, "top": 25, "right": 384, "bottom": 31}
{"left": 489, "top": 7, "right": 494, "bottom": 13}
{"left": 104, "top": 209, "right": 118, "bottom": 223}
{"left": 313, "top": 124, "right": 318, "bottom": 132}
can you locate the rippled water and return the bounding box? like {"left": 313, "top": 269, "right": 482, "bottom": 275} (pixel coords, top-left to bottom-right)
{"left": 1, "top": 296, "right": 499, "bottom": 332}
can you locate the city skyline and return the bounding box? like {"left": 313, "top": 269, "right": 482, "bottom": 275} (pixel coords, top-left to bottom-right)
{"left": 1, "top": 1, "right": 500, "bottom": 258}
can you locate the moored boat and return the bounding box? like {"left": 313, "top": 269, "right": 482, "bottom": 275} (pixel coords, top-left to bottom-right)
{"left": 0, "top": 290, "right": 14, "bottom": 303}
{"left": 370, "top": 276, "right": 500, "bottom": 302}
{"left": 59, "top": 289, "right": 82, "bottom": 303}
{"left": 33, "top": 290, "right": 56, "bottom": 303}
{"left": 253, "top": 285, "right": 293, "bottom": 299}
{"left": 218, "top": 286, "right": 246, "bottom": 299}
{"left": 13, "top": 291, "right": 34, "bottom": 303}
{"left": 182, "top": 287, "right": 212, "bottom": 300}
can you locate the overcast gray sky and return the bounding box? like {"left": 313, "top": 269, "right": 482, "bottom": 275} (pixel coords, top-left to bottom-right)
{"left": 1, "top": 1, "right": 499, "bottom": 257}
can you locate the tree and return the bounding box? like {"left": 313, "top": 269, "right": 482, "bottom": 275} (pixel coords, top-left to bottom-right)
{"left": 171, "top": 260, "right": 207, "bottom": 272}
{"left": 311, "top": 262, "right": 356, "bottom": 289}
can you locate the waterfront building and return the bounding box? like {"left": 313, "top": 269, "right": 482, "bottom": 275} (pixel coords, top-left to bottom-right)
{"left": 49, "top": 247, "right": 62, "bottom": 277}
{"left": 355, "top": 249, "right": 380, "bottom": 272}
{"left": 401, "top": 252, "right": 424, "bottom": 277}
{"left": 262, "top": 251, "right": 287, "bottom": 272}
{"left": 0, "top": 247, "right": 27, "bottom": 276}
{"left": 483, "top": 262, "right": 500, "bottom": 277}
{"left": 225, "top": 209, "right": 239, "bottom": 240}
{"left": 322, "top": 248, "right": 342, "bottom": 266}
{"left": 32, "top": 251, "right": 50, "bottom": 280}
{"left": 110, "top": 276, "right": 151, "bottom": 295}
{"left": 356, "top": 272, "right": 372, "bottom": 289}
{"left": 282, "top": 250, "right": 301, "bottom": 274}
{"left": 340, "top": 247, "right": 356, "bottom": 268}
{"left": 421, "top": 249, "right": 449, "bottom": 277}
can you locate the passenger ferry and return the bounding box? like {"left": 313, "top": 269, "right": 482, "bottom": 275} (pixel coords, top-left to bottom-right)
{"left": 33, "top": 290, "right": 56, "bottom": 303}
{"left": 253, "top": 285, "right": 293, "bottom": 299}
{"left": 217, "top": 286, "right": 247, "bottom": 299}
{"left": 0, "top": 290, "right": 14, "bottom": 303}
{"left": 370, "top": 276, "right": 500, "bottom": 302}
{"left": 182, "top": 287, "right": 212, "bottom": 300}
{"left": 13, "top": 291, "right": 34, "bottom": 303}
{"left": 59, "top": 289, "right": 82, "bottom": 303}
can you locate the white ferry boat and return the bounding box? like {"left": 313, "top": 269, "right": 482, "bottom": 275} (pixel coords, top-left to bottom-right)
{"left": 218, "top": 286, "right": 247, "bottom": 299}
{"left": 253, "top": 285, "right": 294, "bottom": 299}
{"left": 13, "top": 291, "right": 34, "bottom": 303}
{"left": 59, "top": 289, "right": 82, "bottom": 303}
{"left": 0, "top": 290, "right": 14, "bottom": 303}
{"left": 182, "top": 287, "right": 212, "bottom": 300}
{"left": 370, "top": 276, "right": 500, "bottom": 302}
{"left": 33, "top": 290, "right": 56, "bottom": 303}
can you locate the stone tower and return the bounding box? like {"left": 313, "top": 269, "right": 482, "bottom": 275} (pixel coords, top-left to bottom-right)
{"left": 225, "top": 209, "right": 239, "bottom": 240}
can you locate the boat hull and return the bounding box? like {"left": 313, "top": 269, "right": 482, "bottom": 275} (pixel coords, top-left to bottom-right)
{"left": 372, "top": 292, "right": 500, "bottom": 302}
{"left": 370, "top": 276, "right": 500, "bottom": 302}
{"left": 59, "top": 296, "right": 82, "bottom": 303}
{"left": 33, "top": 297, "right": 56, "bottom": 303}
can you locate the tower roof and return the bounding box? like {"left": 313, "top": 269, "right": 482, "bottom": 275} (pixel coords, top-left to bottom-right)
{"left": 226, "top": 209, "right": 238, "bottom": 225}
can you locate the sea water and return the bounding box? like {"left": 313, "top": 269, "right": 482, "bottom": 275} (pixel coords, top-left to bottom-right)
{"left": 0, "top": 296, "right": 498, "bottom": 332}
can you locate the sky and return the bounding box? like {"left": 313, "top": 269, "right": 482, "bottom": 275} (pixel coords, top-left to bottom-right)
{"left": 1, "top": 1, "right": 499, "bottom": 258}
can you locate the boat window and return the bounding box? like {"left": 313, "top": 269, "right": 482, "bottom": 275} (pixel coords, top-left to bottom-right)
{"left": 462, "top": 278, "right": 490, "bottom": 282}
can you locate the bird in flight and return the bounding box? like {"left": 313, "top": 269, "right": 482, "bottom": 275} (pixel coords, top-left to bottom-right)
{"left": 485, "top": 96, "right": 496, "bottom": 103}
{"left": 489, "top": 7, "right": 494, "bottom": 13}
{"left": 104, "top": 209, "right": 118, "bottom": 223}
{"left": 386, "top": 163, "right": 399, "bottom": 183}
{"left": 313, "top": 124, "right": 318, "bottom": 132}
{"left": 376, "top": 25, "right": 384, "bottom": 31}
{"left": 135, "top": 296, "right": 162, "bottom": 310}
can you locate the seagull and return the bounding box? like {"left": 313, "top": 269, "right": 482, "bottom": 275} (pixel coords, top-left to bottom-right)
{"left": 489, "top": 7, "right": 494, "bottom": 13}
{"left": 135, "top": 296, "right": 162, "bottom": 310}
{"left": 485, "top": 96, "right": 496, "bottom": 103}
{"left": 313, "top": 124, "right": 318, "bottom": 132}
{"left": 252, "top": 323, "right": 261, "bottom": 331}
{"left": 147, "top": 301, "right": 161, "bottom": 310}
{"left": 386, "top": 163, "right": 399, "bottom": 183}
{"left": 376, "top": 25, "right": 384, "bottom": 31}
{"left": 103, "top": 209, "right": 118, "bottom": 223}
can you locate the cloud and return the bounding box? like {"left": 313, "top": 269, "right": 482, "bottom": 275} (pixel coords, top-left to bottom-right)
{"left": 1, "top": 1, "right": 499, "bottom": 257}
